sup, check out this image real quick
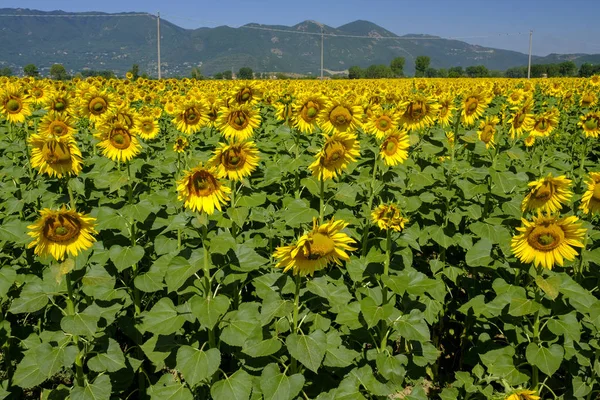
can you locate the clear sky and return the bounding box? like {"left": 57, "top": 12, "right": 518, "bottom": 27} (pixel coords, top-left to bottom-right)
{"left": 5, "top": 0, "right": 600, "bottom": 56}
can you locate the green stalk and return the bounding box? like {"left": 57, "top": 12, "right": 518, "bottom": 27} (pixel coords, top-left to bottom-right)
{"left": 531, "top": 267, "right": 542, "bottom": 391}
{"left": 291, "top": 273, "right": 302, "bottom": 373}
{"left": 66, "top": 178, "right": 76, "bottom": 211}
{"left": 202, "top": 224, "right": 216, "bottom": 348}
{"left": 361, "top": 157, "right": 379, "bottom": 257}
{"left": 231, "top": 180, "right": 238, "bottom": 239}
{"left": 578, "top": 137, "right": 589, "bottom": 192}
{"left": 65, "top": 270, "right": 85, "bottom": 387}
{"left": 379, "top": 229, "right": 392, "bottom": 352}
{"left": 294, "top": 127, "right": 301, "bottom": 199}
{"left": 126, "top": 162, "right": 145, "bottom": 396}
{"left": 319, "top": 177, "right": 325, "bottom": 222}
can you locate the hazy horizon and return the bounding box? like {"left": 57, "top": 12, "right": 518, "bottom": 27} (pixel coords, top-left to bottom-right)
{"left": 3, "top": 0, "right": 599, "bottom": 57}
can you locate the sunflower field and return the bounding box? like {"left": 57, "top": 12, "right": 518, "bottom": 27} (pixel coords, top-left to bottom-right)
{"left": 0, "top": 76, "right": 600, "bottom": 400}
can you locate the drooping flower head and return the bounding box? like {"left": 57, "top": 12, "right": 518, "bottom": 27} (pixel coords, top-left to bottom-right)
{"left": 176, "top": 164, "right": 231, "bottom": 214}
{"left": 309, "top": 132, "right": 360, "bottom": 181}
{"left": 28, "top": 207, "right": 97, "bottom": 261}
{"left": 511, "top": 213, "right": 586, "bottom": 270}
{"left": 521, "top": 174, "right": 573, "bottom": 213}
{"left": 209, "top": 141, "right": 260, "bottom": 181}
{"left": 29, "top": 134, "right": 83, "bottom": 178}
{"left": 274, "top": 218, "right": 356, "bottom": 276}
{"left": 371, "top": 204, "right": 409, "bottom": 232}
{"left": 580, "top": 172, "right": 600, "bottom": 215}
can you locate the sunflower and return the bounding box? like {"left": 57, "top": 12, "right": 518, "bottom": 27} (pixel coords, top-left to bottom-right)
{"left": 590, "top": 75, "right": 600, "bottom": 86}
{"left": 508, "top": 100, "right": 534, "bottom": 139}
{"left": 218, "top": 104, "right": 261, "bottom": 141}
{"left": 309, "top": 132, "right": 360, "bottom": 180}
{"left": 580, "top": 91, "right": 597, "bottom": 108}
{"left": 319, "top": 99, "right": 363, "bottom": 134}
{"left": 531, "top": 110, "right": 559, "bottom": 137}
{"left": 293, "top": 94, "right": 328, "bottom": 134}
{"left": 173, "top": 99, "right": 210, "bottom": 135}
{"left": 477, "top": 116, "right": 499, "bottom": 149}
{"left": 274, "top": 95, "right": 294, "bottom": 125}
{"left": 371, "top": 204, "right": 409, "bottom": 232}
{"left": 461, "top": 91, "right": 490, "bottom": 126}
{"left": 29, "top": 134, "right": 83, "bottom": 178}
{"left": 273, "top": 218, "right": 356, "bottom": 276}
{"left": 230, "top": 83, "right": 261, "bottom": 106}
{"left": 436, "top": 94, "right": 455, "bottom": 127}
{"left": 364, "top": 107, "right": 399, "bottom": 139}
{"left": 399, "top": 95, "right": 439, "bottom": 131}
{"left": 511, "top": 213, "right": 586, "bottom": 270}
{"left": 521, "top": 174, "right": 573, "bottom": 213}
{"left": 580, "top": 172, "right": 600, "bottom": 215}
{"left": 126, "top": 71, "right": 134, "bottom": 80}
{"left": 0, "top": 82, "right": 33, "bottom": 124}
{"left": 578, "top": 111, "right": 600, "bottom": 138}
{"left": 80, "top": 88, "right": 117, "bottom": 123}
{"left": 176, "top": 164, "right": 231, "bottom": 214}
{"left": 379, "top": 130, "right": 409, "bottom": 166}
{"left": 505, "top": 389, "right": 540, "bottom": 400}
{"left": 95, "top": 122, "right": 142, "bottom": 162}
{"left": 134, "top": 116, "right": 160, "bottom": 140}
{"left": 27, "top": 207, "right": 97, "bottom": 261}
{"left": 173, "top": 136, "right": 189, "bottom": 153}
{"left": 27, "top": 81, "right": 53, "bottom": 106}
{"left": 45, "top": 91, "right": 76, "bottom": 116}
{"left": 209, "top": 141, "right": 260, "bottom": 181}
{"left": 506, "top": 89, "right": 527, "bottom": 106}
{"left": 524, "top": 135, "right": 536, "bottom": 147}
{"left": 34, "top": 112, "right": 75, "bottom": 140}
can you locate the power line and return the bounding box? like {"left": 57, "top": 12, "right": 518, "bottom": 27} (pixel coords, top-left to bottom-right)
{"left": 0, "top": 13, "right": 152, "bottom": 17}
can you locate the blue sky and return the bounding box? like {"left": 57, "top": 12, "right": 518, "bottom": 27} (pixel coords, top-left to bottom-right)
{"left": 5, "top": 0, "right": 600, "bottom": 56}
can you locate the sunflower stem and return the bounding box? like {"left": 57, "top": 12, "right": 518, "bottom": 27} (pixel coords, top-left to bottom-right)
{"left": 231, "top": 180, "right": 238, "bottom": 239}
{"left": 201, "top": 224, "right": 216, "bottom": 348}
{"left": 361, "top": 157, "right": 379, "bottom": 257}
{"left": 291, "top": 273, "right": 302, "bottom": 373}
{"left": 578, "top": 136, "right": 589, "bottom": 192}
{"left": 66, "top": 178, "right": 76, "bottom": 211}
{"left": 531, "top": 266, "right": 542, "bottom": 391}
{"left": 319, "top": 177, "right": 325, "bottom": 222}
{"left": 66, "top": 270, "right": 85, "bottom": 387}
{"left": 294, "top": 127, "right": 301, "bottom": 199}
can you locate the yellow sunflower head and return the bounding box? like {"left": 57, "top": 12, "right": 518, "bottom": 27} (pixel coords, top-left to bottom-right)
{"left": 27, "top": 81, "right": 54, "bottom": 106}
{"left": 477, "top": 116, "right": 499, "bottom": 149}
{"left": 578, "top": 111, "right": 600, "bottom": 138}
{"left": 364, "top": 107, "right": 399, "bottom": 139}
{"left": 580, "top": 172, "right": 600, "bottom": 215}
{"left": 38, "top": 111, "right": 76, "bottom": 139}
{"left": 176, "top": 164, "right": 231, "bottom": 214}
{"left": 273, "top": 218, "right": 356, "bottom": 276}
{"left": 218, "top": 104, "right": 261, "bottom": 142}
{"left": 45, "top": 91, "right": 75, "bottom": 116}
{"left": 371, "top": 204, "right": 409, "bottom": 232}
{"left": 511, "top": 213, "right": 586, "bottom": 270}
{"left": 293, "top": 94, "right": 328, "bottom": 134}
{"left": 27, "top": 206, "right": 97, "bottom": 261}
{"left": 461, "top": 91, "right": 490, "bottom": 126}
{"left": 80, "top": 88, "right": 117, "bottom": 122}
{"left": 0, "top": 82, "right": 33, "bottom": 124}
{"left": 436, "top": 94, "right": 456, "bottom": 127}
{"left": 319, "top": 99, "right": 363, "bottom": 134}
{"left": 508, "top": 100, "right": 534, "bottom": 139}
{"left": 173, "top": 136, "right": 189, "bottom": 153}
{"left": 173, "top": 99, "right": 210, "bottom": 135}
{"left": 504, "top": 389, "right": 541, "bottom": 400}
{"left": 230, "top": 83, "right": 261, "bottom": 106}
{"left": 531, "top": 110, "right": 559, "bottom": 137}
{"left": 521, "top": 174, "right": 573, "bottom": 213}
{"left": 308, "top": 132, "right": 360, "bottom": 181}
{"left": 580, "top": 90, "right": 597, "bottom": 108}
{"left": 134, "top": 116, "right": 160, "bottom": 140}
{"left": 209, "top": 141, "right": 260, "bottom": 181}
{"left": 29, "top": 134, "right": 82, "bottom": 178}
{"left": 379, "top": 130, "right": 410, "bottom": 166}
{"left": 95, "top": 122, "right": 142, "bottom": 163}
{"left": 399, "top": 95, "right": 439, "bottom": 131}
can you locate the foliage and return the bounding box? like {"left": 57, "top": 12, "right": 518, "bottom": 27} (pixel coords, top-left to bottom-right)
{"left": 238, "top": 67, "right": 254, "bottom": 80}
{"left": 23, "top": 63, "right": 39, "bottom": 77}
{"left": 0, "top": 76, "right": 600, "bottom": 400}
{"left": 415, "top": 56, "right": 431, "bottom": 77}
{"left": 390, "top": 57, "right": 405, "bottom": 77}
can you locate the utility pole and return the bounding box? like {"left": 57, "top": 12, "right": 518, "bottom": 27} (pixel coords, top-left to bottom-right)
{"left": 320, "top": 25, "right": 324, "bottom": 79}
{"left": 527, "top": 30, "right": 533, "bottom": 79}
{"left": 157, "top": 12, "right": 162, "bottom": 79}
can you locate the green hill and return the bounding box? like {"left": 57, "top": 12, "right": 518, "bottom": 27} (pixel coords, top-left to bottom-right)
{"left": 0, "top": 8, "right": 598, "bottom": 77}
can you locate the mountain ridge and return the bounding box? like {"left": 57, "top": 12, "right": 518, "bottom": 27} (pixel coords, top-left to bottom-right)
{"left": 0, "top": 8, "right": 597, "bottom": 77}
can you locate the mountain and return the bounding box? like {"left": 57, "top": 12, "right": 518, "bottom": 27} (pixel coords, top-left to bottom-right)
{"left": 0, "top": 8, "right": 598, "bottom": 77}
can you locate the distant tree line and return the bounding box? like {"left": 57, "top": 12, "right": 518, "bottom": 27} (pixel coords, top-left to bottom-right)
{"left": 505, "top": 61, "right": 578, "bottom": 78}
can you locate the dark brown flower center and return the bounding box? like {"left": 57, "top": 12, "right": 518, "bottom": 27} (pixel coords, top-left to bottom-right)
{"left": 89, "top": 97, "right": 107, "bottom": 115}
{"left": 329, "top": 105, "right": 352, "bottom": 127}
{"left": 383, "top": 137, "right": 398, "bottom": 155}
{"left": 109, "top": 128, "right": 132, "bottom": 150}
{"left": 229, "top": 110, "right": 249, "bottom": 130}
{"left": 43, "top": 214, "right": 81, "bottom": 243}
{"left": 41, "top": 141, "right": 72, "bottom": 165}
{"left": 223, "top": 147, "right": 247, "bottom": 170}
{"left": 527, "top": 223, "right": 564, "bottom": 251}
{"left": 533, "top": 182, "right": 554, "bottom": 201}
{"left": 190, "top": 170, "right": 217, "bottom": 196}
